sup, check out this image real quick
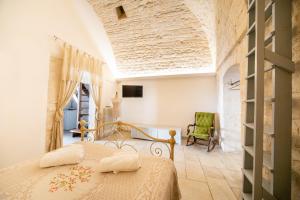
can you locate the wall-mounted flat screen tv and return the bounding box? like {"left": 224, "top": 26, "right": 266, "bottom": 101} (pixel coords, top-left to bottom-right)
{"left": 122, "top": 85, "right": 143, "bottom": 98}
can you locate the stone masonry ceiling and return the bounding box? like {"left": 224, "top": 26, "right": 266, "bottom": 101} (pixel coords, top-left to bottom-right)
{"left": 88, "top": 0, "right": 213, "bottom": 78}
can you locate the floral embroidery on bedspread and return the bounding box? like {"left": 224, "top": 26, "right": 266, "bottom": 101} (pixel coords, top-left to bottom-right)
{"left": 49, "top": 166, "right": 94, "bottom": 192}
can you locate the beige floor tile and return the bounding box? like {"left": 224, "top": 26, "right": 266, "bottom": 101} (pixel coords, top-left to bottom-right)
{"left": 207, "top": 177, "right": 237, "bottom": 200}
{"left": 198, "top": 155, "right": 226, "bottom": 169}
{"left": 184, "top": 145, "right": 207, "bottom": 154}
{"left": 220, "top": 169, "right": 242, "bottom": 188}
{"left": 231, "top": 187, "right": 242, "bottom": 199}
{"left": 178, "top": 178, "right": 213, "bottom": 200}
{"left": 174, "top": 155, "right": 185, "bottom": 163}
{"left": 174, "top": 149, "right": 185, "bottom": 163}
{"left": 226, "top": 152, "right": 242, "bottom": 161}
{"left": 186, "top": 160, "right": 206, "bottom": 182}
{"left": 203, "top": 166, "right": 224, "bottom": 179}
{"left": 175, "top": 162, "right": 187, "bottom": 178}
{"left": 184, "top": 153, "right": 199, "bottom": 162}
{"left": 175, "top": 144, "right": 184, "bottom": 151}
{"left": 221, "top": 154, "right": 242, "bottom": 171}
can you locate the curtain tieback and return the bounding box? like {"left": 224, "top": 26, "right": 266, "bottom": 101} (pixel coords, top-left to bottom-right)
{"left": 95, "top": 110, "right": 101, "bottom": 120}
{"left": 54, "top": 109, "right": 64, "bottom": 122}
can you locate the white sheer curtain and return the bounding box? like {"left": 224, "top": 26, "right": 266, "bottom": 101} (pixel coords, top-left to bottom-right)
{"left": 89, "top": 59, "right": 103, "bottom": 139}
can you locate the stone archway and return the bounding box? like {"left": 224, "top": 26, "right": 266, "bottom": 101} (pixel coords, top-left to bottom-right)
{"left": 221, "top": 65, "right": 241, "bottom": 152}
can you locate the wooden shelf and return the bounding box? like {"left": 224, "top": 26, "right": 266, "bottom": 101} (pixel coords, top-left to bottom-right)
{"left": 264, "top": 49, "right": 295, "bottom": 73}
{"left": 247, "top": 47, "right": 256, "bottom": 57}
{"left": 245, "top": 73, "right": 255, "bottom": 80}
{"left": 264, "top": 128, "right": 275, "bottom": 137}
{"left": 244, "top": 146, "right": 254, "bottom": 156}
{"left": 243, "top": 169, "right": 254, "bottom": 184}
{"left": 265, "top": 0, "right": 274, "bottom": 22}
{"left": 263, "top": 151, "right": 273, "bottom": 172}
{"left": 264, "top": 97, "right": 275, "bottom": 103}
{"left": 244, "top": 123, "right": 255, "bottom": 129}
{"left": 262, "top": 178, "right": 272, "bottom": 195}
{"left": 264, "top": 64, "right": 275, "bottom": 72}
{"left": 244, "top": 98, "right": 255, "bottom": 103}
{"left": 244, "top": 97, "right": 275, "bottom": 103}
{"left": 243, "top": 0, "right": 292, "bottom": 198}
{"left": 243, "top": 192, "right": 253, "bottom": 200}
{"left": 264, "top": 31, "right": 275, "bottom": 46}
{"left": 78, "top": 83, "right": 90, "bottom": 127}
{"left": 248, "top": 0, "right": 255, "bottom": 12}
{"left": 247, "top": 22, "right": 256, "bottom": 35}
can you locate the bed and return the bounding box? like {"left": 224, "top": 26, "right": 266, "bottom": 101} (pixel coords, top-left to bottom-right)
{"left": 0, "top": 121, "right": 181, "bottom": 200}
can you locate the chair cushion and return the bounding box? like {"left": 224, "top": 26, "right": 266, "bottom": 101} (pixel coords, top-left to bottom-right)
{"left": 195, "top": 112, "right": 214, "bottom": 127}
{"left": 189, "top": 112, "right": 214, "bottom": 141}
{"left": 190, "top": 126, "right": 209, "bottom": 140}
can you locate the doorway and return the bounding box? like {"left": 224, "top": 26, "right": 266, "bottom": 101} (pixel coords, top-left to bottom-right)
{"left": 63, "top": 72, "right": 95, "bottom": 145}
{"left": 221, "top": 65, "right": 242, "bottom": 152}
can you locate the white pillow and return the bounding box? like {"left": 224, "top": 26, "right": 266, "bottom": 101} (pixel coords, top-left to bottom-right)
{"left": 98, "top": 152, "right": 141, "bottom": 174}
{"left": 40, "top": 144, "right": 84, "bottom": 168}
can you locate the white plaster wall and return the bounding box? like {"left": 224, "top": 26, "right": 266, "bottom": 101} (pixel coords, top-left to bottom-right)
{"left": 118, "top": 76, "right": 218, "bottom": 136}
{"left": 0, "top": 0, "right": 115, "bottom": 168}
{"left": 102, "top": 66, "right": 117, "bottom": 109}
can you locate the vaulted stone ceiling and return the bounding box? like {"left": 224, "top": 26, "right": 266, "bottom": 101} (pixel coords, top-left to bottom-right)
{"left": 88, "top": 0, "right": 214, "bottom": 78}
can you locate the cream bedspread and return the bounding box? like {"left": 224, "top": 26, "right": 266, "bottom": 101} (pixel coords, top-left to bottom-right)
{"left": 0, "top": 142, "right": 181, "bottom": 200}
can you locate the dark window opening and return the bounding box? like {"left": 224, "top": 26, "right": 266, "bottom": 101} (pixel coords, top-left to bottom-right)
{"left": 116, "top": 6, "right": 127, "bottom": 20}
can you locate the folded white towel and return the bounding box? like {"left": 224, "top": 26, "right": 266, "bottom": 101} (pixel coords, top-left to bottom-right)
{"left": 98, "top": 151, "right": 141, "bottom": 174}
{"left": 39, "top": 144, "right": 84, "bottom": 168}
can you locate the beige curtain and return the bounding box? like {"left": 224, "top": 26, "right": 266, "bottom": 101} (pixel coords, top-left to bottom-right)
{"left": 48, "top": 43, "right": 103, "bottom": 151}
{"left": 89, "top": 59, "right": 103, "bottom": 139}
{"left": 48, "top": 44, "right": 82, "bottom": 151}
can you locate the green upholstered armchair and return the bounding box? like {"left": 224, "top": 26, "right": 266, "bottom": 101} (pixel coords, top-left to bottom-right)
{"left": 186, "top": 112, "right": 217, "bottom": 152}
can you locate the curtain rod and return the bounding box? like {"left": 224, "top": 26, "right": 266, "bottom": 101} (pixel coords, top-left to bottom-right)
{"left": 50, "top": 34, "right": 100, "bottom": 60}
{"left": 52, "top": 34, "right": 63, "bottom": 42}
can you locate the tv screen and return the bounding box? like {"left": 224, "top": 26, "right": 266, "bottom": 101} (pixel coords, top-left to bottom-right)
{"left": 122, "top": 85, "right": 143, "bottom": 98}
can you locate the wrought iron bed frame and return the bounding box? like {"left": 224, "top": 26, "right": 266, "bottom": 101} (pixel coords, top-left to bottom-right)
{"left": 78, "top": 120, "right": 176, "bottom": 161}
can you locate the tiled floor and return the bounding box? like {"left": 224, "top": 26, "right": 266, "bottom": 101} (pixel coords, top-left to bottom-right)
{"left": 173, "top": 139, "right": 242, "bottom": 200}
{"left": 63, "top": 131, "right": 85, "bottom": 145}
{"left": 63, "top": 135, "right": 242, "bottom": 200}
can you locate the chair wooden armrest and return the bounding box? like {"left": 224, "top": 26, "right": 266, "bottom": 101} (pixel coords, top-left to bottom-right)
{"left": 187, "top": 123, "right": 196, "bottom": 135}
{"left": 209, "top": 126, "right": 215, "bottom": 136}
{"left": 209, "top": 118, "right": 215, "bottom": 137}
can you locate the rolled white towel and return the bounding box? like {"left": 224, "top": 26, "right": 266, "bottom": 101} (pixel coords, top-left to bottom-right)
{"left": 40, "top": 144, "right": 84, "bottom": 168}
{"left": 98, "top": 151, "right": 141, "bottom": 174}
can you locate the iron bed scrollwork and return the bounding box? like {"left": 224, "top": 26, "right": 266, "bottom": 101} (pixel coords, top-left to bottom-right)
{"left": 78, "top": 120, "right": 176, "bottom": 161}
